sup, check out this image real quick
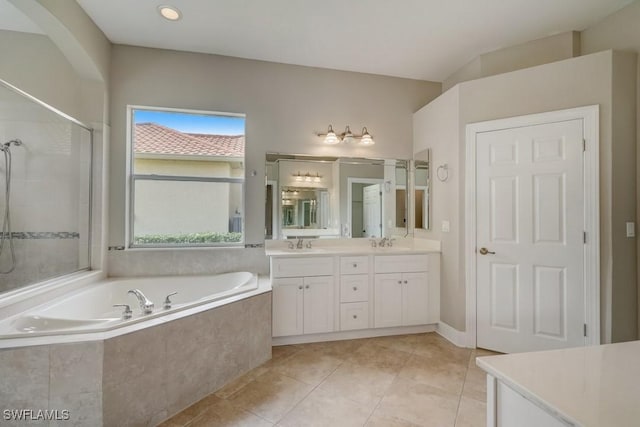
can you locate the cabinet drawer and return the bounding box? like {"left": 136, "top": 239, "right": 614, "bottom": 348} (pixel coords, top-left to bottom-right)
{"left": 340, "top": 256, "right": 369, "bottom": 275}
{"left": 340, "top": 302, "right": 369, "bottom": 331}
{"left": 374, "top": 254, "right": 429, "bottom": 273}
{"left": 340, "top": 274, "right": 369, "bottom": 303}
{"left": 271, "top": 257, "right": 334, "bottom": 278}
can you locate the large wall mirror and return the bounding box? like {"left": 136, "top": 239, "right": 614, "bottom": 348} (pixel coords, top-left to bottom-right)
{"left": 414, "top": 149, "right": 431, "bottom": 231}
{"left": 265, "top": 153, "right": 408, "bottom": 239}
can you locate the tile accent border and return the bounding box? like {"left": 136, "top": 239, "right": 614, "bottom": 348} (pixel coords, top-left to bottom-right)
{"left": 0, "top": 232, "right": 81, "bottom": 239}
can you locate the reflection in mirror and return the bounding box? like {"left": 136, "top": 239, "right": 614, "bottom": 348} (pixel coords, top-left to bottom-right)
{"left": 414, "top": 149, "right": 431, "bottom": 230}
{"left": 265, "top": 153, "right": 408, "bottom": 239}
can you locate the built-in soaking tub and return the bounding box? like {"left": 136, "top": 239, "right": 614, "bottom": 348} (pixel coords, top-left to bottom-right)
{"left": 0, "top": 271, "right": 259, "bottom": 339}
{"left": 0, "top": 272, "right": 272, "bottom": 426}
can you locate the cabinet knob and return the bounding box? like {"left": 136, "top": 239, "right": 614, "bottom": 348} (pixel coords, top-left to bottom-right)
{"left": 298, "top": 286, "right": 303, "bottom": 290}
{"left": 305, "top": 285, "right": 310, "bottom": 289}
{"left": 353, "top": 286, "right": 358, "bottom": 291}
{"left": 398, "top": 280, "right": 402, "bottom": 284}
{"left": 353, "top": 315, "right": 358, "bottom": 319}
{"left": 353, "top": 263, "right": 357, "bottom": 268}
{"left": 404, "top": 280, "right": 408, "bottom": 284}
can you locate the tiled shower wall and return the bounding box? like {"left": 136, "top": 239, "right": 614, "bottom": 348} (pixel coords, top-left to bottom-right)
{"left": 0, "top": 84, "right": 92, "bottom": 293}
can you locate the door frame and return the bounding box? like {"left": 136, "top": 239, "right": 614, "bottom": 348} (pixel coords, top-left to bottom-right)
{"left": 464, "top": 105, "right": 600, "bottom": 349}
{"left": 347, "top": 177, "right": 383, "bottom": 237}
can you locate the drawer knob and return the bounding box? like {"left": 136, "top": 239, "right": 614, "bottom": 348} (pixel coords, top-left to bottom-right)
{"left": 353, "top": 263, "right": 357, "bottom": 268}
{"left": 298, "top": 286, "right": 303, "bottom": 290}
{"left": 305, "top": 285, "right": 310, "bottom": 289}
{"left": 404, "top": 280, "right": 408, "bottom": 284}
{"left": 353, "top": 286, "right": 358, "bottom": 291}
{"left": 353, "top": 315, "right": 358, "bottom": 319}
{"left": 398, "top": 280, "right": 402, "bottom": 284}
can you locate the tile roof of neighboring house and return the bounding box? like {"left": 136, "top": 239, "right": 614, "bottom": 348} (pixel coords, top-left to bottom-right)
{"left": 134, "top": 122, "right": 244, "bottom": 157}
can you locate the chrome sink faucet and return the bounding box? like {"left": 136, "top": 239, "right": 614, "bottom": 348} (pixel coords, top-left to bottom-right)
{"left": 128, "top": 289, "right": 154, "bottom": 314}
{"left": 296, "top": 238, "right": 304, "bottom": 249}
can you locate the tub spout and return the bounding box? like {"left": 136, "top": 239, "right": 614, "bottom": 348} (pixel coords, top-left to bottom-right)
{"left": 128, "top": 289, "right": 154, "bottom": 314}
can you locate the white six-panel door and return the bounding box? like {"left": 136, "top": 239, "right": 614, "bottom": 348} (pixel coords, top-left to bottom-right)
{"left": 476, "top": 119, "right": 585, "bottom": 353}
{"left": 363, "top": 184, "right": 382, "bottom": 237}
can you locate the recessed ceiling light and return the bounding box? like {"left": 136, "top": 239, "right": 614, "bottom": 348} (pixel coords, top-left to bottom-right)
{"left": 158, "top": 5, "right": 182, "bottom": 21}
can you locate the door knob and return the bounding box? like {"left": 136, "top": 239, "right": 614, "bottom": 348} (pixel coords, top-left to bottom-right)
{"left": 479, "top": 247, "right": 496, "bottom": 255}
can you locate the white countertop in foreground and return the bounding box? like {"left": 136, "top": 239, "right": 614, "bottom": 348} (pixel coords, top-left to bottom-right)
{"left": 477, "top": 340, "right": 640, "bottom": 427}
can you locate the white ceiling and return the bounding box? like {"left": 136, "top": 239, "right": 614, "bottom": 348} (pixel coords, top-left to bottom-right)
{"left": 76, "top": 1, "right": 638, "bottom": 81}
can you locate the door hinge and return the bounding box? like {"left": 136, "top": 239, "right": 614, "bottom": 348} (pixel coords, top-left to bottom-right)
{"left": 583, "top": 139, "right": 586, "bottom": 152}
{"left": 584, "top": 323, "right": 587, "bottom": 337}
{"left": 583, "top": 231, "right": 587, "bottom": 244}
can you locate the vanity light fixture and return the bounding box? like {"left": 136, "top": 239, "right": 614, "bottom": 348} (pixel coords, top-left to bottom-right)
{"left": 317, "top": 124, "right": 375, "bottom": 146}
{"left": 323, "top": 125, "right": 340, "bottom": 145}
{"left": 158, "top": 5, "right": 182, "bottom": 21}
{"left": 292, "top": 172, "right": 322, "bottom": 182}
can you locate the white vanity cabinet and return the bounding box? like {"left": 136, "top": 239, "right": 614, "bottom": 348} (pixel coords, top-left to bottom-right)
{"left": 269, "top": 249, "right": 440, "bottom": 343}
{"left": 374, "top": 254, "right": 438, "bottom": 328}
{"left": 339, "top": 256, "right": 370, "bottom": 331}
{"left": 271, "top": 257, "right": 335, "bottom": 337}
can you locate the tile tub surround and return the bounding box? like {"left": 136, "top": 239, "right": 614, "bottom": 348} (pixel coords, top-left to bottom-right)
{"left": 161, "top": 333, "right": 497, "bottom": 427}
{"left": 0, "top": 292, "right": 271, "bottom": 427}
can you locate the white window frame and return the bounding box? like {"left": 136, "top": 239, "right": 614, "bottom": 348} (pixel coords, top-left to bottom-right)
{"left": 125, "top": 105, "right": 246, "bottom": 248}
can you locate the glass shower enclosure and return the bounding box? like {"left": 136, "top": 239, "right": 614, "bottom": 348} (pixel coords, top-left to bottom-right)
{"left": 0, "top": 79, "right": 92, "bottom": 294}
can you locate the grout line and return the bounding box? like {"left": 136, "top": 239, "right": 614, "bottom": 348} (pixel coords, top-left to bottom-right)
{"left": 453, "top": 350, "right": 475, "bottom": 426}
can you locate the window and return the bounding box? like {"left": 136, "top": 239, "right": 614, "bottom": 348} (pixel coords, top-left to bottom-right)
{"left": 128, "top": 106, "right": 245, "bottom": 247}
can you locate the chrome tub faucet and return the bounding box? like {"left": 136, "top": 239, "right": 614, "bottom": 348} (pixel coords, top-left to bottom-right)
{"left": 128, "top": 289, "right": 154, "bottom": 314}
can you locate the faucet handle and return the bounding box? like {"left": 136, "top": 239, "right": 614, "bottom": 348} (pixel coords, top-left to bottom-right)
{"left": 164, "top": 292, "right": 178, "bottom": 309}
{"left": 287, "top": 240, "right": 295, "bottom": 249}
{"left": 113, "top": 304, "right": 133, "bottom": 319}
{"left": 370, "top": 239, "right": 377, "bottom": 248}
{"left": 389, "top": 238, "right": 396, "bottom": 247}
{"left": 305, "top": 240, "right": 314, "bottom": 249}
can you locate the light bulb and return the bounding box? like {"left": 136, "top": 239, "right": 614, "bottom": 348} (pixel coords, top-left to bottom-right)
{"left": 323, "top": 124, "right": 340, "bottom": 144}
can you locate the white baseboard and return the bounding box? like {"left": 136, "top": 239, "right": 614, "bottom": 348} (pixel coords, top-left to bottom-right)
{"left": 436, "top": 321, "right": 469, "bottom": 348}
{"left": 272, "top": 324, "right": 437, "bottom": 346}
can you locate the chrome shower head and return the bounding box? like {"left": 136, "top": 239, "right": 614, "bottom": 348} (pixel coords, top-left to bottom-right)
{"left": 3, "top": 139, "right": 21, "bottom": 147}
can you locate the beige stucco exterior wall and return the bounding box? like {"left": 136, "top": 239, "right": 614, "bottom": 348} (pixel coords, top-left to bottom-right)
{"left": 133, "top": 158, "right": 243, "bottom": 236}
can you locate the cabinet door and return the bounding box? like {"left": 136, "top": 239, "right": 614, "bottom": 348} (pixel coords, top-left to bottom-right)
{"left": 272, "top": 278, "right": 304, "bottom": 337}
{"left": 303, "top": 276, "right": 335, "bottom": 334}
{"left": 374, "top": 273, "right": 403, "bottom": 328}
{"left": 402, "top": 272, "right": 429, "bottom": 326}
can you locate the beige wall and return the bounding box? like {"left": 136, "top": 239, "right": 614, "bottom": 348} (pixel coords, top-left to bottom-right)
{"left": 581, "top": 0, "right": 640, "bottom": 341}
{"left": 443, "top": 32, "right": 580, "bottom": 91}
{"left": 413, "top": 86, "right": 461, "bottom": 328}
{"left": 109, "top": 45, "right": 441, "bottom": 256}
{"left": 416, "top": 51, "right": 637, "bottom": 342}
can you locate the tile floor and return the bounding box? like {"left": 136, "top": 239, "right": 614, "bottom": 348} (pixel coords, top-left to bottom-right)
{"left": 160, "top": 332, "right": 497, "bottom": 427}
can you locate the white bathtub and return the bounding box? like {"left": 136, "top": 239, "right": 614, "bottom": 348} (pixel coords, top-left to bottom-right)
{"left": 0, "top": 272, "right": 258, "bottom": 339}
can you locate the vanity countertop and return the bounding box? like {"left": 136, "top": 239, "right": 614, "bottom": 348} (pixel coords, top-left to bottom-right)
{"left": 476, "top": 340, "right": 640, "bottom": 427}
{"left": 264, "top": 237, "right": 441, "bottom": 257}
